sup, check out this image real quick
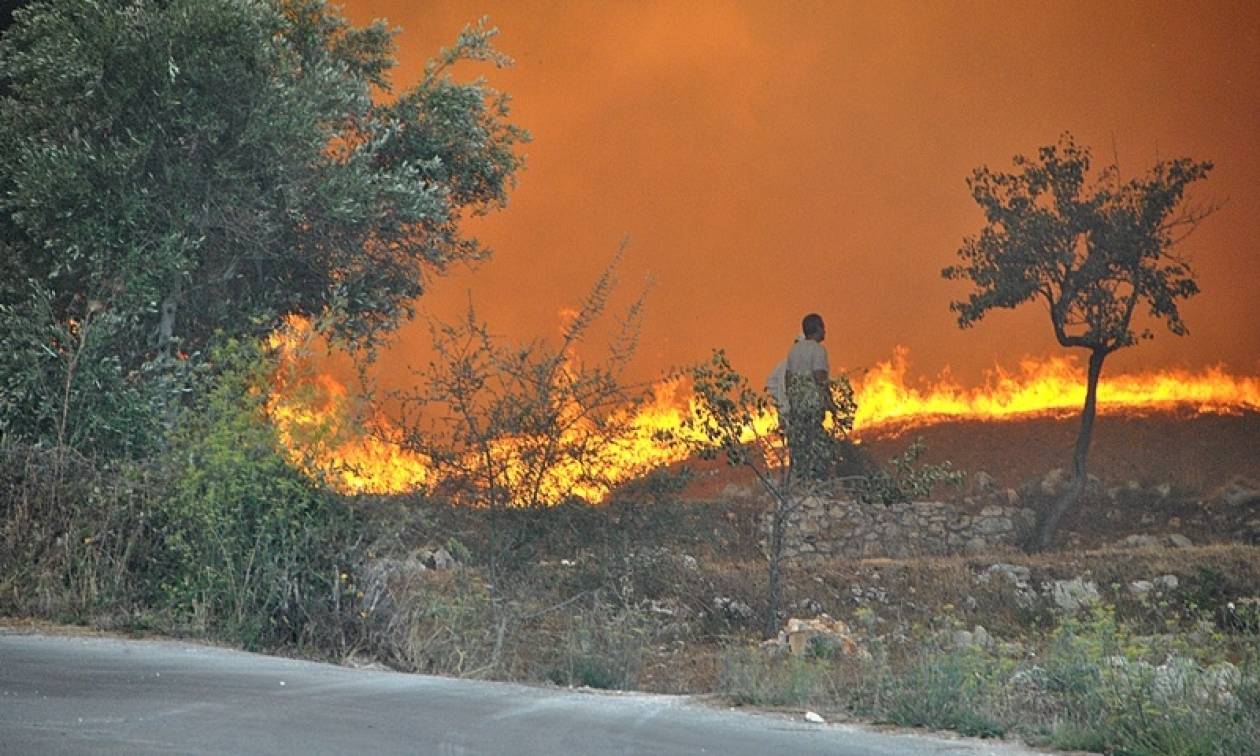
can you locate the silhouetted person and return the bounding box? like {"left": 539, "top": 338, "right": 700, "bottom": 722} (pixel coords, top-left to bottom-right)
{"left": 784, "top": 313, "right": 832, "bottom": 478}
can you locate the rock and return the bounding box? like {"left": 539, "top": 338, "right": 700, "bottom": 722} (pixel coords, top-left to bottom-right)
{"left": 1152, "top": 656, "right": 1200, "bottom": 702}
{"left": 1219, "top": 478, "right": 1260, "bottom": 507}
{"left": 1116, "top": 534, "right": 1161, "bottom": 549}
{"left": 364, "top": 556, "right": 427, "bottom": 588}
{"left": 1118, "top": 533, "right": 1192, "bottom": 550}
{"left": 428, "top": 547, "right": 456, "bottom": 571}
{"left": 1050, "top": 578, "right": 1100, "bottom": 611}
{"left": 1167, "top": 533, "right": 1193, "bottom": 549}
{"left": 1040, "top": 468, "right": 1069, "bottom": 495}
{"left": 976, "top": 516, "right": 1013, "bottom": 535}
{"left": 964, "top": 536, "right": 989, "bottom": 554}
{"left": 1009, "top": 666, "right": 1049, "bottom": 692}
{"left": 804, "top": 711, "right": 826, "bottom": 724}
{"left": 757, "top": 631, "right": 790, "bottom": 655}
{"left": 713, "top": 596, "right": 755, "bottom": 622}
{"left": 1154, "top": 574, "right": 1179, "bottom": 591}
{"left": 795, "top": 597, "right": 823, "bottom": 615}
{"left": 978, "top": 563, "right": 1037, "bottom": 608}
{"left": 1129, "top": 580, "right": 1155, "bottom": 597}
{"left": 972, "top": 624, "right": 992, "bottom": 647}
{"left": 682, "top": 554, "right": 699, "bottom": 571}
{"left": 1004, "top": 488, "right": 1020, "bottom": 506}
{"left": 973, "top": 471, "right": 996, "bottom": 492}
{"left": 1154, "top": 482, "right": 1172, "bottom": 499}
{"left": 980, "top": 563, "right": 1031, "bottom": 586}
{"left": 781, "top": 615, "right": 861, "bottom": 657}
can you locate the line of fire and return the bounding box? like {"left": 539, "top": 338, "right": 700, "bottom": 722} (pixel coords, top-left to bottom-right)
{"left": 267, "top": 315, "right": 1260, "bottom": 499}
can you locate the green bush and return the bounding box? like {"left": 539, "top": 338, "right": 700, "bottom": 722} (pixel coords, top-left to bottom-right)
{"left": 881, "top": 647, "right": 1008, "bottom": 738}
{"left": 733, "top": 605, "right": 1260, "bottom": 753}
{"left": 717, "top": 647, "right": 830, "bottom": 707}
{"left": 157, "top": 339, "right": 358, "bottom": 650}
{"left": 0, "top": 298, "right": 190, "bottom": 459}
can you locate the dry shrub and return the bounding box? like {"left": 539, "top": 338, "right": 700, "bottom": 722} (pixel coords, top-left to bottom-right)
{"left": 546, "top": 597, "right": 652, "bottom": 690}
{"left": 367, "top": 569, "right": 502, "bottom": 677}
{"left": 0, "top": 442, "right": 161, "bottom": 624}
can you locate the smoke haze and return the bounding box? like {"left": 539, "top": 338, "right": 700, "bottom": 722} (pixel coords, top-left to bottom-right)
{"left": 339, "top": 0, "right": 1260, "bottom": 388}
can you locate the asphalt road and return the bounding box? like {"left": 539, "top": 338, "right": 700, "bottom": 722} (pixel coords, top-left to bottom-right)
{"left": 0, "top": 631, "right": 1040, "bottom": 755}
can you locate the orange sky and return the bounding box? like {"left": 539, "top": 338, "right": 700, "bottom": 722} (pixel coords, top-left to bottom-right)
{"left": 339, "top": 0, "right": 1260, "bottom": 389}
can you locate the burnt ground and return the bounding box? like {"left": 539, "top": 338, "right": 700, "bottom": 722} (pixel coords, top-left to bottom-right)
{"left": 860, "top": 407, "right": 1260, "bottom": 493}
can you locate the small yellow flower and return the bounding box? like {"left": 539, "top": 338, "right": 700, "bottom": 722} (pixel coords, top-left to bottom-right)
{"left": 339, "top": 572, "right": 348, "bottom": 582}
{"left": 83, "top": 536, "right": 93, "bottom": 545}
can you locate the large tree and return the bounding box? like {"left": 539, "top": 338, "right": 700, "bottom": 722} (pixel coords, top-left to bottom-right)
{"left": 943, "top": 134, "right": 1213, "bottom": 549}
{"left": 0, "top": 0, "right": 525, "bottom": 452}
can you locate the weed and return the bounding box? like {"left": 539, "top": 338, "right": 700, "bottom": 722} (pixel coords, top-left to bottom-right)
{"left": 549, "top": 599, "right": 651, "bottom": 690}
{"left": 717, "top": 647, "right": 830, "bottom": 707}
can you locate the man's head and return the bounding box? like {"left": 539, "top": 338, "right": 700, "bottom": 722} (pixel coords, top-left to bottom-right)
{"left": 802, "top": 313, "right": 825, "bottom": 341}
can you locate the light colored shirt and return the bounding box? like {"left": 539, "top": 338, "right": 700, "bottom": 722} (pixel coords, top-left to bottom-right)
{"left": 785, "top": 339, "right": 829, "bottom": 378}
{"left": 766, "top": 335, "right": 804, "bottom": 410}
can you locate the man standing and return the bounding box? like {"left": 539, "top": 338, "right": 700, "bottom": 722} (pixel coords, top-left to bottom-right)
{"left": 784, "top": 313, "right": 831, "bottom": 478}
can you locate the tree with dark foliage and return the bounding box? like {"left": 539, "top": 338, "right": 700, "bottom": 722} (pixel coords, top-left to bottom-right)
{"left": 944, "top": 134, "right": 1214, "bottom": 549}
{"left": 0, "top": 0, "right": 525, "bottom": 454}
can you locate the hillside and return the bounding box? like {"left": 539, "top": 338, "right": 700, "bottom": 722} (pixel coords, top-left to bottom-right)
{"left": 673, "top": 407, "right": 1260, "bottom": 549}
{"left": 859, "top": 407, "right": 1260, "bottom": 493}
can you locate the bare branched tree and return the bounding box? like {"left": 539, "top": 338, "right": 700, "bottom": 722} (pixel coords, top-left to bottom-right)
{"left": 388, "top": 245, "right": 654, "bottom": 667}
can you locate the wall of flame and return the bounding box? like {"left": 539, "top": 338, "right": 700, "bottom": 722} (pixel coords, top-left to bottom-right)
{"left": 267, "top": 320, "right": 1260, "bottom": 499}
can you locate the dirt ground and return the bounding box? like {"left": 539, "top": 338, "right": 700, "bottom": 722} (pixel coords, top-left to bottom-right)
{"left": 859, "top": 407, "right": 1260, "bottom": 493}
{"left": 672, "top": 407, "right": 1260, "bottom": 549}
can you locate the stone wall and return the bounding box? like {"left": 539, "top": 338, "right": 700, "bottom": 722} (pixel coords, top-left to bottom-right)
{"left": 771, "top": 493, "right": 1036, "bottom": 562}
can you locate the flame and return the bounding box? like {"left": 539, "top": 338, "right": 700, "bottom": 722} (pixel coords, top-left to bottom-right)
{"left": 854, "top": 346, "right": 1260, "bottom": 430}
{"left": 265, "top": 318, "right": 429, "bottom": 494}
{"left": 264, "top": 321, "right": 1259, "bottom": 500}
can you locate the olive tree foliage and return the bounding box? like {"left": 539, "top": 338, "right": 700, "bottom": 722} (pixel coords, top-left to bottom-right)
{"left": 0, "top": 0, "right": 526, "bottom": 455}
{"left": 943, "top": 134, "right": 1214, "bottom": 549}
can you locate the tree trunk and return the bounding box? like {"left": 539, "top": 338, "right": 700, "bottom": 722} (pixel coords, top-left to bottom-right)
{"left": 1038, "top": 348, "right": 1107, "bottom": 550}
{"left": 765, "top": 502, "right": 785, "bottom": 640}
{"left": 158, "top": 284, "right": 180, "bottom": 359}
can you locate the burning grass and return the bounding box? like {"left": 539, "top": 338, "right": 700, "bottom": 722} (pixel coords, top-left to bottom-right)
{"left": 263, "top": 318, "right": 1260, "bottom": 502}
